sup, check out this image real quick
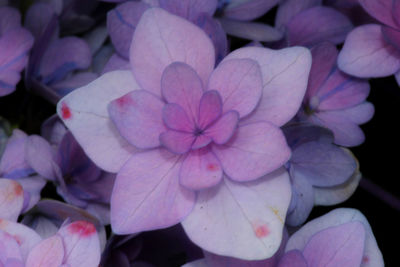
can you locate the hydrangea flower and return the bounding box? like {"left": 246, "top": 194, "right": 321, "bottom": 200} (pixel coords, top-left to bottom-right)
{"left": 0, "top": 130, "right": 46, "bottom": 213}
{"left": 297, "top": 42, "right": 374, "bottom": 147}
{"left": 338, "top": 0, "right": 400, "bottom": 85}
{"left": 58, "top": 8, "right": 312, "bottom": 259}
{"left": 283, "top": 123, "right": 359, "bottom": 226}
{"left": 0, "top": 6, "right": 34, "bottom": 97}
{"left": 0, "top": 218, "right": 101, "bottom": 267}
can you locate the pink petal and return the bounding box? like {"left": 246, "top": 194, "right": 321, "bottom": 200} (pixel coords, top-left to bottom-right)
{"left": 224, "top": 47, "right": 311, "bottom": 126}
{"left": 278, "top": 250, "right": 308, "bottom": 267}
{"left": 179, "top": 148, "right": 223, "bottom": 190}
{"left": 338, "top": 24, "right": 400, "bottom": 78}
{"left": 198, "top": 90, "right": 222, "bottom": 128}
{"left": 182, "top": 169, "right": 291, "bottom": 260}
{"left": 212, "top": 122, "right": 291, "bottom": 182}
{"left": 0, "top": 129, "right": 29, "bottom": 178}
{"left": 0, "top": 179, "right": 24, "bottom": 221}
{"left": 57, "top": 71, "right": 140, "bottom": 173}
{"left": 218, "top": 18, "right": 283, "bottom": 42}
{"left": 204, "top": 249, "right": 280, "bottom": 267}
{"left": 0, "top": 219, "right": 42, "bottom": 261}
{"left": 161, "top": 62, "right": 204, "bottom": 122}
{"left": 57, "top": 221, "right": 101, "bottom": 267}
{"left": 163, "top": 104, "right": 193, "bottom": 132}
{"left": 159, "top": 0, "right": 218, "bottom": 19}
{"left": 285, "top": 208, "right": 384, "bottom": 267}
{"left": 108, "top": 90, "right": 166, "bottom": 149}
{"left": 302, "top": 222, "right": 365, "bottom": 267}
{"left": 223, "top": 0, "right": 279, "bottom": 21}
{"left": 286, "top": 7, "right": 353, "bottom": 46}
{"left": 25, "top": 235, "right": 64, "bottom": 267}
{"left": 359, "top": 0, "right": 398, "bottom": 28}
{"left": 208, "top": 58, "right": 262, "bottom": 118}
{"left": 160, "top": 131, "right": 195, "bottom": 154}
{"left": 306, "top": 42, "right": 338, "bottom": 101}
{"left": 111, "top": 149, "right": 195, "bottom": 234}
{"left": 0, "top": 229, "right": 23, "bottom": 262}
{"left": 130, "top": 8, "right": 215, "bottom": 96}
{"left": 191, "top": 135, "right": 212, "bottom": 150}
{"left": 394, "top": 0, "right": 400, "bottom": 27}
{"left": 382, "top": 26, "right": 400, "bottom": 51}
{"left": 205, "top": 111, "right": 239, "bottom": 145}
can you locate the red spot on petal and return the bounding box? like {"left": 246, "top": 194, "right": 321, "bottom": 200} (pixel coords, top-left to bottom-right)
{"left": 14, "top": 183, "right": 23, "bottom": 196}
{"left": 253, "top": 224, "right": 270, "bottom": 238}
{"left": 116, "top": 94, "right": 134, "bottom": 108}
{"left": 362, "top": 256, "right": 369, "bottom": 263}
{"left": 207, "top": 163, "right": 219, "bottom": 171}
{"left": 13, "top": 235, "right": 22, "bottom": 245}
{"left": 67, "top": 221, "right": 96, "bottom": 237}
{"left": 61, "top": 103, "right": 72, "bottom": 119}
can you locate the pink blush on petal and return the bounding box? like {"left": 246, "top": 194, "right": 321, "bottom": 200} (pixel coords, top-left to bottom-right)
{"left": 67, "top": 221, "right": 96, "bottom": 237}
{"left": 252, "top": 222, "right": 270, "bottom": 238}
{"left": 116, "top": 94, "right": 135, "bottom": 108}
{"left": 207, "top": 163, "right": 219, "bottom": 171}
{"left": 61, "top": 102, "right": 72, "bottom": 119}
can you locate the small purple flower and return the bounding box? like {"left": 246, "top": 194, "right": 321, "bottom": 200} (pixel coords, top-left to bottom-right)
{"left": 297, "top": 42, "right": 374, "bottom": 147}
{"left": 283, "top": 123, "right": 358, "bottom": 226}
{"left": 338, "top": 0, "right": 400, "bottom": 83}
{"left": 25, "top": 125, "right": 115, "bottom": 225}
{"left": 0, "top": 6, "right": 34, "bottom": 97}
{"left": 58, "top": 8, "right": 312, "bottom": 260}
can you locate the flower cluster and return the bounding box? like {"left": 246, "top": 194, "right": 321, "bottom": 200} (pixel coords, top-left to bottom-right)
{"left": 1, "top": 0, "right": 394, "bottom": 266}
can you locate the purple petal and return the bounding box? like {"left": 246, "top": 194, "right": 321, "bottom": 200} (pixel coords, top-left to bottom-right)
{"left": 275, "top": 0, "right": 322, "bottom": 31}
{"left": 130, "top": 8, "right": 215, "bottom": 96}
{"left": 191, "top": 135, "right": 212, "bottom": 150}
{"left": 0, "top": 179, "right": 24, "bottom": 221}
{"left": 316, "top": 70, "right": 370, "bottom": 110}
{"left": 302, "top": 222, "right": 365, "bottom": 267}
{"left": 25, "top": 235, "right": 65, "bottom": 267}
{"left": 222, "top": 0, "right": 279, "bottom": 21}
{"left": 218, "top": 18, "right": 283, "bottom": 42}
{"left": 212, "top": 122, "right": 290, "bottom": 182}
{"left": 306, "top": 42, "right": 338, "bottom": 101}
{"left": 0, "top": 130, "right": 32, "bottom": 178}
{"left": 51, "top": 72, "right": 98, "bottom": 97}
{"left": 205, "top": 111, "right": 239, "bottom": 145}
{"left": 24, "top": 3, "right": 57, "bottom": 40}
{"left": 107, "top": 1, "right": 150, "bottom": 59}
{"left": 101, "top": 53, "right": 130, "bottom": 74}
{"left": 163, "top": 104, "right": 193, "bottom": 132}
{"left": 224, "top": 47, "right": 311, "bottom": 126}
{"left": 111, "top": 149, "right": 195, "bottom": 234}
{"left": 57, "top": 221, "right": 101, "bottom": 267}
{"left": 359, "top": 0, "right": 398, "bottom": 28}
{"left": 287, "top": 7, "right": 353, "bottom": 46}
{"left": 179, "top": 148, "right": 223, "bottom": 190}
{"left": 285, "top": 208, "right": 384, "bottom": 267}
{"left": 396, "top": 70, "right": 400, "bottom": 86}
{"left": 338, "top": 24, "right": 400, "bottom": 78}
{"left": 159, "top": 0, "right": 218, "bottom": 19}
{"left": 208, "top": 58, "right": 262, "bottom": 118}
{"left": 394, "top": 0, "right": 400, "bottom": 27}
{"left": 382, "top": 26, "right": 400, "bottom": 51}
{"left": 26, "top": 135, "right": 58, "bottom": 180}
{"left": 161, "top": 62, "right": 204, "bottom": 122}
{"left": 57, "top": 71, "right": 140, "bottom": 173}
{"left": 39, "top": 37, "right": 91, "bottom": 85}
{"left": 182, "top": 169, "right": 291, "bottom": 260}
{"left": 0, "top": 6, "right": 21, "bottom": 35}
{"left": 286, "top": 172, "right": 314, "bottom": 227}
{"left": 204, "top": 249, "right": 280, "bottom": 267}
{"left": 41, "top": 115, "right": 67, "bottom": 146}
{"left": 290, "top": 141, "right": 357, "bottom": 187}
{"left": 278, "top": 250, "right": 308, "bottom": 267}
{"left": 160, "top": 130, "right": 195, "bottom": 154}
{"left": 198, "top": 90, "right": 222, "bottom": 128}
{"left": 108, "top": 90, "right": 166, "bottom": 149}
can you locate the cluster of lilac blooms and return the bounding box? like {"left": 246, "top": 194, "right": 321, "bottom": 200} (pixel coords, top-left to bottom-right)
{"left": 0, "top": 0, "right": 393, "bottom": 266}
